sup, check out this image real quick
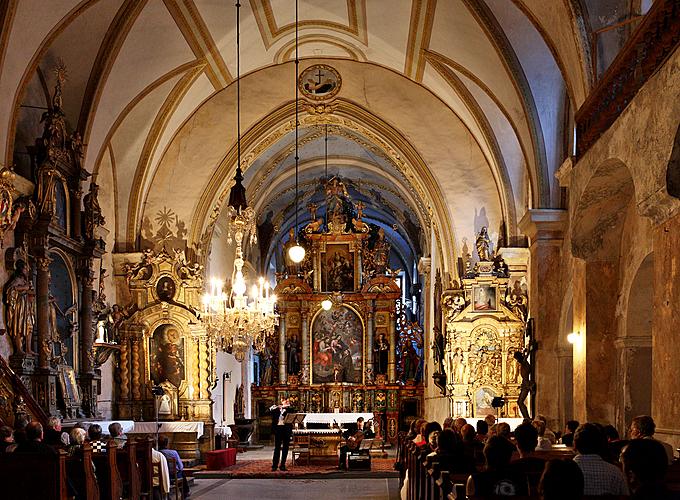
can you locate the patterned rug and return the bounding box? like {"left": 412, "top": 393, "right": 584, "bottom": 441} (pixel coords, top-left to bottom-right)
{"left": 193, "top": 457, "right": 398, "bottom": 479}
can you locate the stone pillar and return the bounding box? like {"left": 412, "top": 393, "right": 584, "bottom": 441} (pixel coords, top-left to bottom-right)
{"left": 301, "top": 311, "right": 309, "bottom": 384}
{"left": 572, "top": 259, "right": 619, "bottom": 424}
{"left": 279, "top": 314, "right": 287, "bottom": 384}
{"left": 615, "top": 336, "right": 652, "bottom": 432}
{"left": 388, "top": 311, "right": 397, "bottom": 383}
{"left": 519, "top": 209, "right": 566, "bottom": 427}
{"left": 652, "top": 212, "right": 680, "bottom": 449}
{"left": 35, "top": 256, "right": 52, "bottom": 370}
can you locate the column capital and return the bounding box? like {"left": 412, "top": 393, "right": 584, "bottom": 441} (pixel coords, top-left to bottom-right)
{"left": 417, "top": 257, "right": 432, "bottom": 276}
{"left": 519, "top": 209, "right": 567, "bottom": 243}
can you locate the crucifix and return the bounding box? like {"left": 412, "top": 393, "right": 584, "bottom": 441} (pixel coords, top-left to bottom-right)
{"left": 315, "top": 68, "right": 324, "bottom": 84}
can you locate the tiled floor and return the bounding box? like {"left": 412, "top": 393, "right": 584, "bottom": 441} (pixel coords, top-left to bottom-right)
{"left": 189, "top": 477, "right": 400, "bottom": 499}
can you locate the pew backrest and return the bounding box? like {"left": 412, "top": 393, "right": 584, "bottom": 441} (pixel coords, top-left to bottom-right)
{"left": 91, "top": 440, "right": 123, "bottom": 500}
{"left": 135, "top": 437, "right": 154, "bottom": 497}
{"left": 117, "top": 439, "right": 141, "bottom": 500}
{"left": 0, "top": 448, "right": 68, "bottom": 500}
{"left": 66, "top": 443, "right": 99, "bottom": 500}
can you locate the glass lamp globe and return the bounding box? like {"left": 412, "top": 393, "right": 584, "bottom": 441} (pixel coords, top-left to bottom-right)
{"left": 321, "top": 299, "right": 332, "bottom": 311}
{"left": 288, "top": 244, "right": 306, "bottom": 263}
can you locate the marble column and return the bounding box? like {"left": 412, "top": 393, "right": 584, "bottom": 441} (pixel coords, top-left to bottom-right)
{"left": 652, "top": 212, "right": 680, "bottom": 450}
{"left": 279, "top": 314, "right": 287, "bottom": 384}
{"left": 35, "top": 256, "right": 52, "bottom": 370}
{"left": 301, "top": 311, "right": 310, "bottom": 384}
{"left": 519, "top": 209, "right": 566, "bottom": 427}
{"left": 388, "top": 311, "right": 397, "bottom": 383}
{"left": 572, "top": 259, "right": 619, "bottom": 424}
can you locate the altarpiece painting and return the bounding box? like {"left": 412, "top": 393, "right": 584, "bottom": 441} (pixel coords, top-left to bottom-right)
{"left": 149, "top": 323, "right": 186, "bottom": 388}
{"left": 311, "top": 306, "right": 363, "bottom": 384}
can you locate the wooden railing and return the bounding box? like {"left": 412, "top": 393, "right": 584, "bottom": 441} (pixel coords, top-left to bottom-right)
{"left": 575, "top": 0, "right": 680, "bottom": 159}
{"left": 0, "top": 354, "right": 48, "bottom": 426}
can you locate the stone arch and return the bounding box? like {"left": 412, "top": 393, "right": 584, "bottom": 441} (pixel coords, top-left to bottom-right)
{"left": 666, "top": 123, "right": 680, "bottom": 199}
{"left": 616, "top": 252, "right": 653, "bottom": 432}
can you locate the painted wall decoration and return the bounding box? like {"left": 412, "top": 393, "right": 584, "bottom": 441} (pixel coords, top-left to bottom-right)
{"left": 298, "top": 64, "right": 342, "bottom": 101}
{"left": 322, "top": 243, "right": 354, "bottom": 292}
{"left": 311, "top": 306, "right": 363, "bottom": 384}
{"left": 149, "top": 324, "right": 185, "bottom": 388}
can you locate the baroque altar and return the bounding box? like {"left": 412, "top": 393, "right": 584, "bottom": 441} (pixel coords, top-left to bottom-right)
{"left": 251, "top": 177, "right": 424, "bottom": 444}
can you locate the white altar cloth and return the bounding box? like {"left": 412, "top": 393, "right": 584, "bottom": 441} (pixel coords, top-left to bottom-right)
{"left": 129, "top": 421, "right": 205, "bottom": 436}
{"left": 302, "top": 413, "right": 374, "bottom": 426}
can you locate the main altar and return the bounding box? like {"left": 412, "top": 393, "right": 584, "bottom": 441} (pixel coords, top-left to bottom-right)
{"left": 251, "top": 177, "right": 424, "bottom": 444}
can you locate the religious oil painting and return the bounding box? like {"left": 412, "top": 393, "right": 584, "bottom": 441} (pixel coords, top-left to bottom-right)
{"left": 473, "top": 285, "right": 497, "bottom": 311}
{"left": 298, "top": 64, "right": 341, "bottom": 101}
{"left": 156, "top": 276, "right": 176, "bottom": 302}
{"left": 312, "top": 306, "right": 363, "bottom": 384}
{"left": 322, "top": 244, "right": 354, "bottom": 292}
{"left": 474, "top": 386, "right": 498, "bottom": 417}
{"left": 149, "top": 324, "right": 185, "bottom": 388}
{"left": 58, "top": 365, "right": 81, "bottom": 405}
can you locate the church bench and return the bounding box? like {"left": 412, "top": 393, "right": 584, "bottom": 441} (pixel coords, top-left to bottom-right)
{"left": 66, "top": 443, "right": 99, "bottom": 500}
{"left": 135, "top": 437, "right": 154, "bottom": 499}
{"left": 117, "top": 439, "right": 141, "bottom": 500}
{"left": 0, "top": 448, "right": 68, "bottom": 500}
{"left": 91, "top": 440, "right": 123, "bottom": 500}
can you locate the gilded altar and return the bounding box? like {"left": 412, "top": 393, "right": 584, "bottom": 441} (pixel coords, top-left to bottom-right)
{"left": 113, "top": 249, "right": 215, "bottom": 451}
{"left": 252, "top": 176, "right": 424, "bottom": 444}
{"left": 440, "top": 248, "right": 530, "bottom": 419}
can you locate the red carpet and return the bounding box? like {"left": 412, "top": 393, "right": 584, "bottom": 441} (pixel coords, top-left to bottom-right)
{"left": 193, "top": 457, "right": 398, "bottom": 479}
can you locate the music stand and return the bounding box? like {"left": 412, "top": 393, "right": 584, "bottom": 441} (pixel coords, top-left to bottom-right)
{"left": 284, "top": 413, "right": 306, "bottom": 426}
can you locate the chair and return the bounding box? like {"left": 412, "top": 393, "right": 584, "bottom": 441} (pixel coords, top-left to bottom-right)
{"left": 165, "top": 456, "right": 183, "bottom": 500}
{"left": 152, "top": 461, "right": 166, "bottom": 500}
{"left": 291, "top": 434, "right": 311, "bottom": 466}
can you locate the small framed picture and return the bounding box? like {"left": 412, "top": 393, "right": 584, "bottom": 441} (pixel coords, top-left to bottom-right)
{"left": 473, "top": 285, "right": 497, "bottom": 311}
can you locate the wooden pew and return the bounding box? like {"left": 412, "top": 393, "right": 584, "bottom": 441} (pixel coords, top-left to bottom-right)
{"left": 66, "top": 443, "right": 99, "bottom": 500}
{"left": 135, "top": 437, "right": 154, "bottom": 499}
{"left": 117, "top": 439, "right": 141, "bottom": 500}
{"left": 91, "top": 441, "right": 123, "bottom": 500}
{"left": 0, "top": 448, "right": 68, "bottom": 500}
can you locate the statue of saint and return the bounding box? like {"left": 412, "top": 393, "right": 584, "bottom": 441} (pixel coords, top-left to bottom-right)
{"left": 3, "top": 260, "right": 36, "bottom": 355}
{"left": 450, "top": 347, "right": 467, "bottom": 384}
{"left": 83, "top": 182, "right": 105, "bottom": 240}
{"left": 476, "top": 226, "right": 491, "bottom": 261}
{"left": 373, "top": 332, "right": 389, "bottom": 375}
{"left": 260, "top": 340, "right": 274, "bottom": 385}
{"left": 285, "top": 333, "right": 301, "bottom": 375}
{"left": 35, "top": 163, "right": 62, "bottom": 217}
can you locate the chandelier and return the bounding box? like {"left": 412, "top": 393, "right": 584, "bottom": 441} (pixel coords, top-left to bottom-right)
{"left": 201, "top": 0, "right": 278, "bottom": 362}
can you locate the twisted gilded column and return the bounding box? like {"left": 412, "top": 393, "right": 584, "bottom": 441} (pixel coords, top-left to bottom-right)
{"left": 119, "top": 336, "right": 130, "bottom": 401}
{"left": 199, "top": 335, "right": 210, "bottom": 399}
{"left": 79, "top": 259, "right": 95, "bottom": 374}
{"left": 131, "top": 336, "right": 141, "bottom": 400}
{"left": 279, "top": 314, "right": 287, "bottom": 384}
{"left": 366, "top": 308, "right": 374, "bottom": 374}
{"left": 36, "top": 256, "right": 51, "bottom": 370}
{"left": 388, "top": 311, "right": 397, "bottom": 383}
{"left": 301, "top": 311, "right": 309, "bottom": 384}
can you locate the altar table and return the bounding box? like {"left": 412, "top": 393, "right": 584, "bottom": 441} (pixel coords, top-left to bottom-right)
{"left": 205, "top": 448, "right": 237, "bottom": 470}
{"left": 302, "top": 412, "right": 374, "bottom": 427}
{"left": 127, "top": 421, "right": 206, "bottom": 461}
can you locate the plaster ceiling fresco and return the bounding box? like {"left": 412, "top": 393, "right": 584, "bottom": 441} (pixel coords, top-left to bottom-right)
{"left": 0, "top": 0, "right": 646, "bottom": 273}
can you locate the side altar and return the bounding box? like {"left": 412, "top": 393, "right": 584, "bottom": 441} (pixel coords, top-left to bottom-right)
{"left": 252, "top": 177, "right": 424, "bottom": 444}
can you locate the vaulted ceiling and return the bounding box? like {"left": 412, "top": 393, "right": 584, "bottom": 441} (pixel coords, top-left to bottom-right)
{"left": 0, "top": 0, "right": 640, "bottom": 275}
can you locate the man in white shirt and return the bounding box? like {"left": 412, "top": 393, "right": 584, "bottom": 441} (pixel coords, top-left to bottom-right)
{"left": 152, "top": 448, "right": 170, "bottom": 499}
{"left": 573, "top": 423, "right": 629, "bottom": 496}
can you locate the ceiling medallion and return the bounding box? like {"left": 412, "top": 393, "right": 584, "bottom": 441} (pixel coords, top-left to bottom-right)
{"left": 298, "top": 64, "right": 342, "bottom": 101}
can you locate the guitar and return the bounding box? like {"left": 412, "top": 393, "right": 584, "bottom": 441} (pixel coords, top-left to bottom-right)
{"left": 346, "top": 430, "right": 365, "bottom": 450}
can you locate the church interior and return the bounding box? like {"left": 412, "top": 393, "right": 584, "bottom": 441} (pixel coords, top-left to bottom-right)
{"left": 0, "top": 0, "right": 678, "bottom": 499}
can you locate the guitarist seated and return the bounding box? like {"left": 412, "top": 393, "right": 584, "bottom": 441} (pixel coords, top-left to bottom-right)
{"left": 338, "top": 417, "right": 365, "bottom": 470}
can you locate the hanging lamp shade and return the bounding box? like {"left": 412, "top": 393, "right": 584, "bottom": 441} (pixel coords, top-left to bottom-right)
{"left": 288, "top": 243, "right": 305, "bottom": 263}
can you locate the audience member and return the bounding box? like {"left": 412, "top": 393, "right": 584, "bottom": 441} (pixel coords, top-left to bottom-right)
{"left": 442, "top": 417, "right": 454, "bottom": 430}
{"left": 108, "top": 422, "right": 127, "bottom": 447}
{"left": 538, "top": 459, "right": 584, "bottom": 500}
{"left": 151, "top": 447, "right": 170, "bottom": 500}
{"left": 620, "top": 438, "right": 679, "bottom": 499}
{"left": 14, "top": 422, "right": 56, "bottom": 455}
{"left": 87, "top": 423, "right": 107, "bottom": 453}
{"left": 44, "top": 416, "right": 69, "bottom": 448}
{"left": 630, "top": 415, "right": 675, "bottom": 465}
{"left": 510, "top": 422, "right": 546, "bottom": 492}
{"left": 67, "top": 427, "right": 87, "bottom": 457}
{"left": 466, "top": 436, "right": 529, "bottom": 497}
{"left": 412, "top": 419, "right": 427, "bottom": 446}
{"left": 406, "top": 419, "right": 420, "bottom": 441}
{"left": 158, "top": 434, "right": 190, "bottom": 498}
{"left": 537, "top": 415, "right": 557, "bottom": 444}
{"left": 430, "top": 428, "right": 476, "bottom": 474}
{"left": 484, "top": 414, "right": 496, "bottom": 427}
{"left": 475, "top": 420, "right": 489, "bottom": 442}
{"left": 12, "top": 416, "right": 29, "bottom": 448}
{"left": 573, "top": 423, "right": 628, "bottom": 496}
{"left": 461, "top": 423, "right": 484, "bottom": 465}
{"left": 453, "top": 417, "right": 467, "bottom": 434}
{"left": 496, "top": 422, "right": 511, "bottom": 441}
{"left": 0, "top": 425, "right": 14, "bottom": 452}
{"left": 603, "top": 424, "right": 628, "bottom": 461}
{"left": 422, "top": 421, "right": 442, "bottom": 451}
{"left": 532, "top": 420, "right": 552, "bottom": 450}
{"left": 561, "top": 420, "right": 579, "bottom": 447}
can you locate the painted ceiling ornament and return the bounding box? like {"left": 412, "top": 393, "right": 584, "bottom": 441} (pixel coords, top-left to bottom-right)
{"left": 298, "top": 64, "right": 342, "bottom": 101}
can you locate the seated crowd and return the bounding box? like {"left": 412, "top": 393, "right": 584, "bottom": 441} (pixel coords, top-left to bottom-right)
{"left": 0, "top": 417, "right": 189, "bottom": 499}
{"left": 398, "top": 413, "right": 680, "bottom": 500}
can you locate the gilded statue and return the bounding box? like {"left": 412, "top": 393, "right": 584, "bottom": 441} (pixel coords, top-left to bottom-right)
{"left": 450, "top": 347, "right": 467, "bottom": 384}
{"left": 83, "top": 182, "right": 105, "bottom": 240}
{"left": 475, "top": 226, "right": 491, "bottom": 261}
{"left": 506, "top": 281, "right": 528, "bottom": 322}
{"left": 2, "top": 260, "right": 36, "bottom": 355}
{"left": 36, "top": 163, "right": 63, "bottom": 217}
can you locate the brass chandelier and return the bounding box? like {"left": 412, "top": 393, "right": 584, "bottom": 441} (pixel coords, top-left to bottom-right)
{"left": 201, "top": 0, "right": 278, "bottom": 362}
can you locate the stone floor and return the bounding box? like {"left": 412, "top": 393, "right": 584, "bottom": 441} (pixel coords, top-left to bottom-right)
{"left": 189, "top": 477, "right": 400, "bottom": 499}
